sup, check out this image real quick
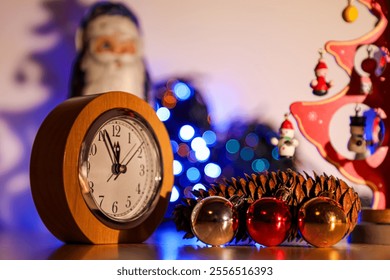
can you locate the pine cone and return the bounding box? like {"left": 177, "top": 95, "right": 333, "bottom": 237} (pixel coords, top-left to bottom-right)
{"left": 172, "top": 169, "right": 361, "bottom": 243}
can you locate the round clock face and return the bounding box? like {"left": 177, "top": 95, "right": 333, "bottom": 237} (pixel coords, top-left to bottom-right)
{"left": 79, "top": 108, "right": 162, "bottom": 229}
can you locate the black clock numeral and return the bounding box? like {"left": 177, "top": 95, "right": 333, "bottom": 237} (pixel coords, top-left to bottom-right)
{"left": 90, "top": 143, "right": 97, "bottom": 156}
{"left": 125, "top": 196, "right": 131, "bottom": 208}
{"left": 112, "top": 201, "right": 118, "bottom": 213}
{"left": 99, "top": 195, "right": 104, "bottom": 208}
{"left": 128, "top": 132, "right": 131, "bottom": 144}
{"left": 137, "top": 147, "right": 143, "bottom": 158}
{"left": 98, "top": 131, "right": 104, "bottom": 141}
{"left": 88, "top": 181, "right": 94, "bottom": 193}
{"left": 139, "top": 164, "right": 145, "bottom": 176}
{"left": 112, "top": 124, "right": 121, "bottom": 137}
{"left": 86, "top": 161, "right": 91, "bottom": 175}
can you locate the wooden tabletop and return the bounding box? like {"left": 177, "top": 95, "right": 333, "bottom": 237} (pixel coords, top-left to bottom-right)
{"left": 1, "top": 221, "right": 390, "bottom": 260}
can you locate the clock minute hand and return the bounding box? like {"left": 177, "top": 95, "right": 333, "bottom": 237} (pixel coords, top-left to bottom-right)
{"left": 104, "top": 129, "right": 120, "bottom": 164}
{"left": 102, "top": 129, "right": 115, "bottom": 165}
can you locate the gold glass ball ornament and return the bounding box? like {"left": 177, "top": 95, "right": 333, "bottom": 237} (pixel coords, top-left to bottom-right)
{"left": 298, "top": 196, "right": 348, "bottom": 247}
{"left": 191, "top": 196, "right": 239, "bottom": 246}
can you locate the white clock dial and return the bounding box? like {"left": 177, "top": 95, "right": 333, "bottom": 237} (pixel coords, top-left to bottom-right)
{"left": 79, "top": 109, "right": 162, "bottom": 228}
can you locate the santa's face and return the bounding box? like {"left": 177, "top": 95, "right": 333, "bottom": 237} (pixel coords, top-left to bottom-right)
{"left": 83, "top": 15, "right": 142, "bottom": 66}
{"left": 79, "top": 15, "right": 146, "bottom": 98}
{"left": 316, "top": 68, "right": 327, "bottom": 77}
{"left": 280, "top": 128, "right": 294, "bottom": 139}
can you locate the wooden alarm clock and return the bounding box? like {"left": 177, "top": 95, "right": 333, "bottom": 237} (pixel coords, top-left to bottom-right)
{"left": 30, "top": 91, "right": 173, "bottom": 244}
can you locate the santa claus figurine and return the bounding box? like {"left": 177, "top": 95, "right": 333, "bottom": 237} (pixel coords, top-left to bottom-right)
{"left": 310, "top": 55, "right": 333, "bottom": 96}
{"left": 69, "top": 2, "right": 150, "bottom": 101}
{"left": 271, "top": 114, "right": 299, "bottom": 158}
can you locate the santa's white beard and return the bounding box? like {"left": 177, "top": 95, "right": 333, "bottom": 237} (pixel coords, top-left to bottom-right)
{"left": 81, "top": 52, "right": 146, "bottom": 99}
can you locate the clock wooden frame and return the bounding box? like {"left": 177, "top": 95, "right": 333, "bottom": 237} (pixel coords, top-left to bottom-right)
{"left": 30, "top": 91, "right": 173, "bottom": 244}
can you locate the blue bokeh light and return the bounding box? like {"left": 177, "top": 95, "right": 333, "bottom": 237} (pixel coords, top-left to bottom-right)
{"left": 240, "top": 147, "right": 254, "bottom": 161}
{"left": 202, "top": 130, "right": 217, "bottom": 146}
{"left": 204, "top": 163, "right": 222, "bottom": 178}
{"left": 272, "top": 147, "right": 279, "bottom": 160}
{"left": 252, "top": 158, "right": 270, "bottom": 172}
{"left": 192, "top": 183, "right": 206, "bottom": 191}
{"left": 195, "top": 147, "right": 210, "bottom": 162}
{"left": 186, "top": 167, "right": 201, "bottom": 183}
{"left": 191, "top": 137, "right": 207, "bottom": 151}
{"left": 179, "top": 125, "right": 195, "bottom": 141}
{"left": 245, "top": 132, "right": 259, "bottom": 147}
{"left": 226, "top": 139, "right": 240, "bottom": 154}
{"left": 173, "top": 160, "right": 183, "bottom": 175}
{"left": 170, "top": 140, "right": 179, "bottom": 154}
{"left": 173, "top": 81, "right": 192, "bottom": 101}
{"left": 170, "top": 185, "right": 180, "bottom": 202}
{"left": 156, "top": 107, "right": 171, "bottom": 121}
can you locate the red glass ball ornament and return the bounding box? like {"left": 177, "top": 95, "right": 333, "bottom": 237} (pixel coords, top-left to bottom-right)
{"left": 246, "top": 197, "right": 292, "bottom": 247}
{"left": 298, "top": 197, "right": 348, "bottom": 248}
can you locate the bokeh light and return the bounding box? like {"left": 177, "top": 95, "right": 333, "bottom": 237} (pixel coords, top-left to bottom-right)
{"left": 204, "top": 163, "right": 222, "bottom": 178}
{"left": 173, "top": 160, "right": 183, "bottom": 175}
{"left": 195, "top": 147, "right": 210, "bottom": 162}
{"left": 186, "top": 167, "right": 201, "bottom": 183}
{"left": 170, "top": 185, "right": 180, "bottom": 202}
{"left": 152, "top": 78, "right": 296, "bottom": 218}
{"left": 156, "top": 107, "right": 170, "bottom": 121}
{"left": 226, "top": 139, "right": 240, "bottom": 154}
{"left": 202, "top": 130, "right": 217, "bottom": 146}
{"left": 240, "top": 147, "right": 254, "bottom": 161}
{"left": 245, "top": 132, "right": 259, "bottom": 147}
{"left": 191, "top": 137, "right": 207, "bottom": 151}
{"left": 179, "top": 125, "right": 195, "bottom": 141}
{"left": 252, "top": 158, "right": 270, "bottom": 172}
{"left": 173, "top": 81, "right": 192, "bottom": 101}
{"left": 192, "top": 183, "right": 206, "bottom": 191}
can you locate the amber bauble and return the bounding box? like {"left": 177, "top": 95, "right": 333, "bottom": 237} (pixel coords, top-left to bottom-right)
{"left": 246, "top": 197, "right": 292, "bottom": 247}
{"left": 342, "top": 5, "right": 358, "bottom": 23}
{"left": 191, "top": 196, "right": 239, "bottom": 246}
{"left": 298, "top": 197, "right": 348, "bottom": 247}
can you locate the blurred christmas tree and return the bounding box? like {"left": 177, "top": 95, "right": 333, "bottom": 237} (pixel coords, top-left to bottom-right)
{"left": 152, "top": 78, "right": 297, "bottom": 217}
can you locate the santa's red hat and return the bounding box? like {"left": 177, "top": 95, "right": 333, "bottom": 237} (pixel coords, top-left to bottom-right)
{"left": 315, "top": 59, "right": 328, "bottom": 71}
{"left": 280, "top": 115, "right": 293, "bottom": 130}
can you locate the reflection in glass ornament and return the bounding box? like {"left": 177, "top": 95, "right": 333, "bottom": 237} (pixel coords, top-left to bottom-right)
{"left": 298, "top": 196, "right": 348, "bottom": 247}
{"left": 246, "top": 197, "right": 292, "bottom": 247}
{"left": 191, "top": 196, "right": 238, "bottom": 246}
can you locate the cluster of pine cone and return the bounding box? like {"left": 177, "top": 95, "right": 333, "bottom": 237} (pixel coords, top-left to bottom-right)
{"left": 173, "top": 169, "right": 361, "bottom": 243}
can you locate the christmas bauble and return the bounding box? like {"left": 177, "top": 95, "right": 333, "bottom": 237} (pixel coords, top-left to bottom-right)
{"left": 298, "top": 197, "right": 348, "bottom": 247}
{"left": 342, "top": 5, "right": 358, "bottom": 23}
{"left": 191, "top": 196, "right": 239, "bottom": 246}
{"left": 246, "top": 197, "right": 292, "bottom": 247}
